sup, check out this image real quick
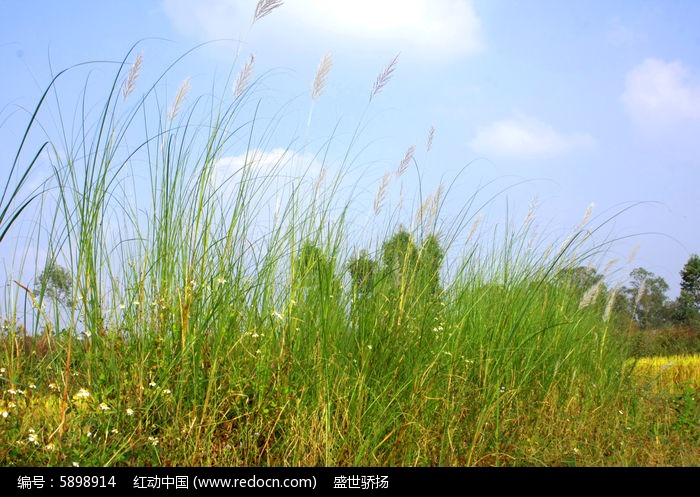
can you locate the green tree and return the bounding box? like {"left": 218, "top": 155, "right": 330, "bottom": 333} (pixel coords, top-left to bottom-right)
{"left": 346, "top": 227, "right": 446, "bottom": 335}
{"left": 621, "top": 267, "right": 671, "bottom": 329}
{"left": 346, "top": 249, "right": 379, "bottom": 335}
{"left": 417, "top": 234, "right": 444, "bottom": 304}
{"left": 347, "top": 249, "right": 377, "bottom": 296}
{"left": 291, "top": 241, "right": 344, "bottom": 335}
{"left": 557, "top": 266, "right": 604, "bottom": 296}
{"left": 680, "top": 254, "right": 700, "bottom": 303}
{"left": 380, "top": 227, "right": 418, "bottom": 289}
{"left": 674, "top": 254, "right": 700, "bottom": 327}
{"left": 378, "top": 227, "right": 445, "bottom": 332}
{"left": 34, "top": 261, "right": 73, "bottom": 307}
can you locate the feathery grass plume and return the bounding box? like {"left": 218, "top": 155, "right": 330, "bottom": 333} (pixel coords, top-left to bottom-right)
{"left": 466, "top": 213, "right": 483, "bottom": 243}
{"left": 374, "top": 172, "right": 392, "bottom": 215}
{"left": 370, "top": 53, "right": 399, "bottom": 101}
{"left": 603, "top": 286, "right": 618, "bottom": 322}
{"left": 604, "top": 258, "right": 619, "bottom": 274}
{"left": 523, "top": 195, "right": 539, "bottom": 228}
{"left": 233, "top": 53, "right": 255, "bottom": 100}
{"left": 627, "top": 243, "right": 640, "bottom": 265}
{"left": 581, "top": 228, "right": 592, "bottom": 243}
{"left": 560, "top": 202, "right": 595, "bottom": 254}
{"left": 313, "top": 166, "right": 327, "bottom": 200}
{"left": 579, "top": 281, "right": 602, "bottom": 310}
{"left": 634, "top": 278, "right": 647, "bottom": 308}
{"left": 542, "top": 244, "right": 553, "bottom": 264}
{"left": 396, "top": 145, "right": 415, "bottom": 177}
{"left": 415, "top": 192, "right": 430, "bottom": 226}
{"left": 580, "top": 202, "right": 595, "bottom": 227}
{"left": 311, "top": 52, "right": 333, "bottom": 101}
{"left": 168, "top": 78, "right": 191, "bottom": 122}
{"left": 429, "top": 184, "right": 445, "bottom": 224}
{"left": 253, "top": 0, "right": 283, "bottom": 23}
{"left": 426, "top": 124, "right": 435, "bottom": 152}
{"left": 122, "top": 53, "right": 143, "bottom": 100}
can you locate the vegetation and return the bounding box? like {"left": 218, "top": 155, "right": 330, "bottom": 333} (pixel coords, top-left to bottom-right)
{"left": 0, "top": 3, "right": 697, "bottom": 467}
{"left": 627, "top": 354, "right": 700, "bottom": 393}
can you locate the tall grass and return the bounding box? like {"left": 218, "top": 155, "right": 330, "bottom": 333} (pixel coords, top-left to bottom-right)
{"left": 1, "top": 10, "right": 696, "bottom": 466}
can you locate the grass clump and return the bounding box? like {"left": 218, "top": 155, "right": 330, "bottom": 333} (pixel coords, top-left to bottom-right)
{"left": 0, "top": 13, "right": 697, "bottom": 466}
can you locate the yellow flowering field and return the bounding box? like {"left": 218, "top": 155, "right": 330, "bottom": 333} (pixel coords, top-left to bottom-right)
{"left": 627, "top": 354, "right": 700, "bottom": 393}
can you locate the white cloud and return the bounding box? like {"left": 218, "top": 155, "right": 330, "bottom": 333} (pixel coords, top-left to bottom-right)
{"left": 214, "top": 147, "right": 289, "bottom": 179}
{"left": 210, "top": 147, "right": 331, "bottom": 231}
{"left": 162, "top": 0, "right": 249, "bottom": 42}
{"left": 292, "top": 0, "right": 483, "bottom": 58}
{"left": 621, "top": 58, "right": 700, "bottom": 126}
{"left": 214, "top": 147, "right": 318, "bottom": 178}
{"left": 212, "top": 147, "right": 323, "bottom": 194}
{"left": 162, "top": 0, "right": 483, "bottom": 61}
{"left": 469, "top": 115, "right": 595, "bottom": 160}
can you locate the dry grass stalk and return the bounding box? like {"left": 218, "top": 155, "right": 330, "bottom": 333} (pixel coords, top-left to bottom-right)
{"left": 426, "top": 184, "right": 445, "bottom": 226}
{"left": 122, "top": 53, "right": 143, "bottom": 100}
{"left": 580, "top": 202, "right": 595, "bottom": 227}
{"left": 604, "top": 258, "right": 619, "bottom": 274}
{"left": 168, "top": 78, "right": 191, "bottom": 122}
{"left": 466, "top": 214, "right": 483, "bottom": 243}
{"left": 603, "top": 286, "right": 618, "bottom": 322}
{"left": 312, "top": 52, "right": 333, "bottom": 101}
{"left": 627, "top": 243, "right": 640, "bottom": 265}
{"left": 396, "top": 145, "right": 415, "bottom": 177}
{"left": 254, "top": 0, "right": 283, "bottom": 23}
{"left": 313, "top": 166, "right": 327, "bottom": 200}
{"left": 543, "top": 244, "right": 553, "bottom": 262}
{"left": 416, "top": 194, "right": 430, "bottom": 226}
{"left": 579, "top": 281, "right": 602, "bottom": 309}
{"left": 635, "top": 278, "right": 647, "bottom": 308}
{"left": 370, "top": 54, "right": 399, "bottom": 101}
{"left": 234, "top": 53, "right": 255, "bottom": 100}
{"left": 560, "top": 202, "right": 596, "bottom": 254}
{"left": 415, "top": 184, "right": 445, "bottom": 224}
{"left": 426, "top": 124, "right": 435, "bottom": 152}
{"left": 523, "top": 195, "right": 539, "bottom": 228}
{"left": 374, "top": 172, "right": 392, "bottom": 215}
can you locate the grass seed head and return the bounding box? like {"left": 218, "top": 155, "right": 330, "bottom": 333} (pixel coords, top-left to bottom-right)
{"left": 370, "top": 54, "right": 399, "bottom": 101}
{"left": 253, "top": 0, "right": 283, "bottom": 23}
{"left": 168, "top": 78, "right": 191, "bottom": 122}
{"left": 122, "top": 53, "right": 143, "bottom": 100}
{"left": 312, "top": 52, "right": 333, "bottom": 101}
{"left": 234, "top": 53, "right": 255, "bottom": 100}
{"left": 426, "top": 125, "right": 436, "bottom": 152}
{"left": 374, "top": 172, "right": 392, "bottom": 216}
{"left": 397, "top": 145, "right": 415, "bottom": 177}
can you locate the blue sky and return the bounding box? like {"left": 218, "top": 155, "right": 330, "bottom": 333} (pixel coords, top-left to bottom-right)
{"left": 1, "top": 0, "right": 699, "bottom": 298}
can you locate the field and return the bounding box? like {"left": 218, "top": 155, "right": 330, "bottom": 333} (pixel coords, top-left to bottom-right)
{"left": 0, "top": 37, "right": 698, "bottom": 467}
{"left": 628, "top": 354, "right": 700, "bottom": 392}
